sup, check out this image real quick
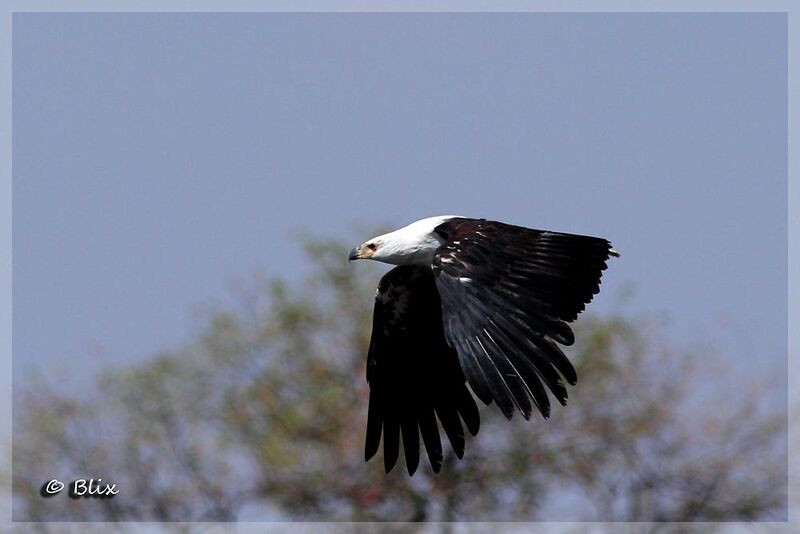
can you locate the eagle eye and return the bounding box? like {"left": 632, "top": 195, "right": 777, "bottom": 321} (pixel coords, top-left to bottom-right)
{"left": 366, "top": 243, "right": 377, "bottom": 251}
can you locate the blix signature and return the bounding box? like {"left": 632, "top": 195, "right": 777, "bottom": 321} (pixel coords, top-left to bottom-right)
{"left": 40, "top": 478, "right": 118, "bottom": 498}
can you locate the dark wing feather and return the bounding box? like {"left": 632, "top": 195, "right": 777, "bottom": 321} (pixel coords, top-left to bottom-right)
{"left": 365, "top": 265, "right": 480, "bottom": 475}
{"left": 433, "top": 218, "right": 616, "bottom": 420}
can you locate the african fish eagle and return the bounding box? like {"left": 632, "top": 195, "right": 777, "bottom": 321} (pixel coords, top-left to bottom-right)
{"left": 349, "top": 215, "right": 618, "bottom": 475}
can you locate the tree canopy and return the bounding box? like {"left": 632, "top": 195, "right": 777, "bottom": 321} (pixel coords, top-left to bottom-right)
{"left": 13, "top": 232, "right": 787, "bottom": 524}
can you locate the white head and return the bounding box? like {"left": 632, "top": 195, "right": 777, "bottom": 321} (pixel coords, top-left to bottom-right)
{"left": 349, "top": 215, "right": 464, "bottom": 266}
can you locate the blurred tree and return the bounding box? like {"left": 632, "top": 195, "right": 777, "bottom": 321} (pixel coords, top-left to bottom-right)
{"left": 12, "top": 232, "right": 787, "bottom": 524}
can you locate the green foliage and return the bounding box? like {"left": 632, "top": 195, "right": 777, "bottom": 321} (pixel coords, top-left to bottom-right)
{"left": 12, "top": 231, "right": 787, "bottom": 523}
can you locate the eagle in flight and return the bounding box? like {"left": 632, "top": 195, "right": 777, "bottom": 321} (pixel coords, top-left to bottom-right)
{"left": 349, "top": 216, "right": 618, "bottom": 475}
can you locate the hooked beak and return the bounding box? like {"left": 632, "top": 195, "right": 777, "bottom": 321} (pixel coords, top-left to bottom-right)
{"left": 348, "top": 246, "right": 360, "bottom": 262}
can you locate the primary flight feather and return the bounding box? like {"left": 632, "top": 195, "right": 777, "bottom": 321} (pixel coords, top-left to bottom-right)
{"left": 349, "top": 216, "right": 618, "bottom": 475}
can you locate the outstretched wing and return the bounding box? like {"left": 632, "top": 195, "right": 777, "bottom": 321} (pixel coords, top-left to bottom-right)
{"left": 432, "top": 218, "right": 616, "bottom": 420}
{"left": 365, "top": 265, "right": 480, "bottom": 475}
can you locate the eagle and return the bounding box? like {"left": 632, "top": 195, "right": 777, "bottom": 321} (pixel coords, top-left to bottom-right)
{"left": 349, "top": 216, "right": 618, "bottom": 475}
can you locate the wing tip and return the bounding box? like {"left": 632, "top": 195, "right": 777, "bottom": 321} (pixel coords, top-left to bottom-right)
{"left": 566, "top": 375, "right": 578, "bottom": 386}
{"left": 384, "top": 456, "right": 398, "bottom": 473}
{"left": 365, "top": 441, "right": 379, "bottom": 462}
{"left": 406, "top": 461, "right": 419, "bottom": 476}
{"left": 460, "top": 408, "right": 480, "bottom": 436}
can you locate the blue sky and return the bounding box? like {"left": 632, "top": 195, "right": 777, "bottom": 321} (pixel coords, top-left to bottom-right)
{"left": 12, "top": 13, "right": 787, "bottom": 390}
